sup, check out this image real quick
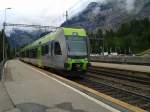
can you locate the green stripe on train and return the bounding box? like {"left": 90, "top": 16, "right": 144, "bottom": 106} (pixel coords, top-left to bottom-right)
{"left": 63, "top": 28, "right": 86, "bottom": 37}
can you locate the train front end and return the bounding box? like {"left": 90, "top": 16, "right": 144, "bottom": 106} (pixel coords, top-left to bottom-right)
{"left": 64, "top": 28, "right": 90, "bottom": 72}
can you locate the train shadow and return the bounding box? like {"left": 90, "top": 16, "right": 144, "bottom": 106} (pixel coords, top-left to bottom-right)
{"left": 44, "top": 67, "right": 85, "bottom": 81}
{"left": 21, "top": 60, "right": 85, "bottom": 81}
{"left": 51, "top": 69, "right": 84, "bottom": 79}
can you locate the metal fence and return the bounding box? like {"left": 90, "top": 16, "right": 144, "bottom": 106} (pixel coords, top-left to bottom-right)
{"left": 0, "top": 60, "right": 6, "bottom": 80}
{"left": 0, "top": 62, "right": 3, "bottom": 80}
{"left": 90, "top": 56, "right": 150, "bottom": 65}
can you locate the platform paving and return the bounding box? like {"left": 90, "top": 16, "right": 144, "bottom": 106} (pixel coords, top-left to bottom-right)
{"left": 0, "top": 82, "right": 15, "bottom": 112}
{"left": 3, "top": 60, "right": 119, "bottom": 112}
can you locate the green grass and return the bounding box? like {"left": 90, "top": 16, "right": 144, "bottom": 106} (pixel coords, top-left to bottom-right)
{"left": 137, "top": 49, "right": 150, "bottom": 57}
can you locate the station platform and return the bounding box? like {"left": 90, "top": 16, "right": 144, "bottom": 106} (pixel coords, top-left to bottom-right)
{"left": 1, "top": 60, "right": 120, "bottom": 112}
{"left": 91, "top": 62, "right": 150, "bottom": 74}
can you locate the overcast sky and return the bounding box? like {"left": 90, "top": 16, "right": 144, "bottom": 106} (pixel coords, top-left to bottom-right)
{"left": 0, "top": 0, "right": 102, "bottom": 29}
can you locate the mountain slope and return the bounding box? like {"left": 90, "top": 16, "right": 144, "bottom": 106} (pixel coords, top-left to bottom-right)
{"left": 8, "top": 29, "right": 47, "bottom": 48}
{"left": 61, "top": 0, "right": 150, "bottom": 31}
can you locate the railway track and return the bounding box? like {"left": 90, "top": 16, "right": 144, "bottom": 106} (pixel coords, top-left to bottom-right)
{"left": 88, "top": 67, "right": 150, "bottom": 97}
{"left": 72, "top": 67, "right": 150, "bottom": 111}
{"left": 77, "top": 78, "right": 150, "bottom": 111}
{"left": 48, "top": 67, "right": 150, "bottom": 111}
{"left": 89, "top": 66, "right": 150, "bottom": 85}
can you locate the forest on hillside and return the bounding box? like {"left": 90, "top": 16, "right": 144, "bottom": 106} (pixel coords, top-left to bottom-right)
{"left": 89, "top": 18, "right": 150, "bottom": 54}
{"left": 0, "top": 31, "right": 12, "bottom": 62}
{"left": 0, "top": 31, "right": 2, "bottom": 62}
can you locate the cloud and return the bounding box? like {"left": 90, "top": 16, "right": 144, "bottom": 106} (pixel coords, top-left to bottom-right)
{"left": 0, "top": 0, "right": 142, "bottom": 30}
{"left": 0, "top": 0, "right": 80, "bottom": 29}
{"left": 0, "top": 0, "right": 106, "bottom": 29}
{"left": 126, "top": 0, "right": 135, "bottom": 12}
{"left": 67, "top": 0, "right": 105, "bottom": 17}
{"left": 92, "top": 7, "right": 101, "bottom": 15}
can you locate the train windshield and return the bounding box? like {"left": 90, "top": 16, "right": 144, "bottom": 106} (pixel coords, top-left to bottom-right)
{"left": 66, "top": 36, "right": 87, "bottom": 56}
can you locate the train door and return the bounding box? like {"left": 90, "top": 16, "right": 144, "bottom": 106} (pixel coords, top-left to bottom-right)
{"left": 53, "top": 41, "right": 64, "bottom": 69}
{"left": 41, "top": 44, "right": 49, "bottom": 67}
{"left": 50, "top": 41, "right": 54, "bottom": 68}
{"left": 47, "top": 41, "right": 54, "bottom": 68}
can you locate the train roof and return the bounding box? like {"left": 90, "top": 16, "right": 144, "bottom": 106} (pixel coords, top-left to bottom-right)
{"left": 20, "top": 27, "right": 87, "bottom": 52}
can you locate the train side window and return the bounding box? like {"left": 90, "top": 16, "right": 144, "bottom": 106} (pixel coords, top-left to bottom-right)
{"left": 27, "top": 50, "right": 29, "bottom": 58}
{"left": 35, "top": 48, "right": 38, "bottom": 58}
{"left": 45, "top": 45, "right": 49, "bottom": 54}
{"left": 54, "top": 42, "right": 62, "bottom": 55}
{"left": 49, "top": 42, "right": 51, "bottom": 55}
{"left": 51, "top": 42, "right": 53, "bottom": 55}
{"left": 32, "top": 48, "right": 37, "bottom": 58}
{"left": 42, "top": 46, "right": 45, "bottom": 55}
{"left": 29, "top": 50, "right": 32, "bottom": 58}
{"left": 42, "top": 45, "right": 49, "bottom": 55}
{"left": 31, "top": 49, "right": 33, "bottom": 58}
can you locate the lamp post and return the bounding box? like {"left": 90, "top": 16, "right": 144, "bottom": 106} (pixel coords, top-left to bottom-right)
{"left": 3, "top": 7, "right": 11, "bottom": 61}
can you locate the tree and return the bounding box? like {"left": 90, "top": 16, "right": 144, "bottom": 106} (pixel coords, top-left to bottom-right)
{"left": 88, "top": 18, "right": 150, "bottom": 54}
{"left": 0, "top": 31, "right": 2, "bottom": 61}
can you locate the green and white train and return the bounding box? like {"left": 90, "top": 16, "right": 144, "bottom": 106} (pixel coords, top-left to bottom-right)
{"left": 19, "top": 27, "right": 90, "bottom": 72}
